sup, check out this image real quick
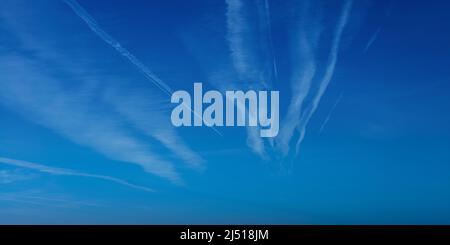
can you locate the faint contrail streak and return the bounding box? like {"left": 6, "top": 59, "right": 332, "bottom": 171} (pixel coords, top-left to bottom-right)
{"left": 0, "top": 157, "right": 155, "bottom": 192}
{"left": 264, "top": 0, "right": 279, "bottom": 83}
{"left": 318, "top": 92, "right": 343, "bottom": 134}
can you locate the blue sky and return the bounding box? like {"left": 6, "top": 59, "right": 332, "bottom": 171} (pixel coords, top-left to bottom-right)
{"left": 1, "top": 0, "right": 450, "bottom": 224}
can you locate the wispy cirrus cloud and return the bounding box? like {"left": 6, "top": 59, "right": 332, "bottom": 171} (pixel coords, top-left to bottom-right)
{"left": 221, "top": 0, "right": 353, "bottom": 160}
{"left": 0, "top": 157, "right": 154, "bottom": 192}
{"left": 103, "top": 88, "right": 205, "bottom": 168}
{"left": 364, "top": 27, "right": 381, "bottom": 53}
{"left": 293, "top": 1, "right": 352, "bottom": 155}
{"left": 0, "top": 189, "right": 103, "bottom": 211}
{"left": 276, "top": 0, "right": 353, "bottom": 157}
{"left": 276, "top": 31, "right": 318, "bottom": 156}
{"left": 262, "top": 0, "right": 279, "bottom": 84}
{"left": 225, "top": 0, "right": 277, "bottom": 86}
{"left": 0, "top": 53, "right": 180, "bottom": 183}
{"left": 319, "top": 92, "right": 344, "bottom": 134}
{"left": 226, "top": 0, "right": 250, "bottom": 80}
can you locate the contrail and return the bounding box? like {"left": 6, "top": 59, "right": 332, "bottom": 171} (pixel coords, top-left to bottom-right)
{"left": 62, "top": 0, "right": 221, "bottom": 136}
{"left": 0, "top": 157, "right": 155, "bottom": 192}
{"left": 275, "top": 0, "right": 320, "bottom": 156}
{"left": 226, "top": 0, "right": 250, "bottom": 77}
{"left": 364, "top": 27, "right": 381, "bottom": 53}
{"left": 264, "top": 0, "right": 279, "bottom": 84}
{"left": 276, "top": 33, "right": 316, "bottom": 156}
{"left": 318, "top": 92, "right": 344, "bottom": 134}
{"left": 225, "top": 0, "right": 266, "bottom": 156}
{"left": 294, "top": 0, "right": 353, "bottom": 155}
{"left": 63, "top": 0, "right": 172, "bottom": 96}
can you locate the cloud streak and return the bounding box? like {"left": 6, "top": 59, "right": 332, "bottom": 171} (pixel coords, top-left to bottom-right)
{"left": 0, "top": 189, "right": 103, "bottom": 210}
{"left": 276, "top": 0, "right": 353, "bottom": 157}
{"left": 225, "top": 0, "right": 277, "bottom": 88}
{"left": 263, "top": 0, "right": 279, "bottom": 84}
{"left": 226, "top": 0, "right": 251, "bottom": 80}
{"left": 103, "top": 88, "right": 205, "bottom": 168}
{"left": 0, "top": 169, "right": 36, "bottom": 184}
{"left": 276, "top": 33, "right": 317, "bottom": 156}
{"left": 364, "top": 27, "right": 381, "bottom": 53}
{"left": 0, "top": 53, "right": 180, "bottom": 183}
{"left": 62, "top": 0, "right": 173, "bottom": 96}
{"left": 0, "top": 0, "right": 206, "bottom": 182}
{"left": 63, "top": 0, "right": 220, "bottom": 139}
{"left": 0, "top": 157, "right": 154, "bottom": 192}
{"left": 318, "top": 92, "right": 344, "bottom": 134}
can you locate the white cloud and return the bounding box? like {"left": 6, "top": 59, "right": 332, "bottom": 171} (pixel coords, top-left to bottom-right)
{"left": 0, "top": 0, "right": 208, "bottom": 183}
{"left": 224, "top": 0, "right": 278, "bottom": 158}
{"left": 319, "top": 92, "right": 344, "bottom": 134}
{"left": 276, "top": 0, "right": 353, "bottom": 157}
{"left": 293, "top": 0, "right": 352, "bottom": 155}
{"left": 0, "top": 169, "right": 36, "bottom": 184}
{"left": 62, "top": 0, "right": 214, "bottom": 164}
{"left": 103, "top": 88, "right": 205, "bottom": 168}
{"left": 364, "top": 27, "right": 381, "bottom": 53}
{"left": 62, "top": 0, "right": 173, "bottom": 96}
